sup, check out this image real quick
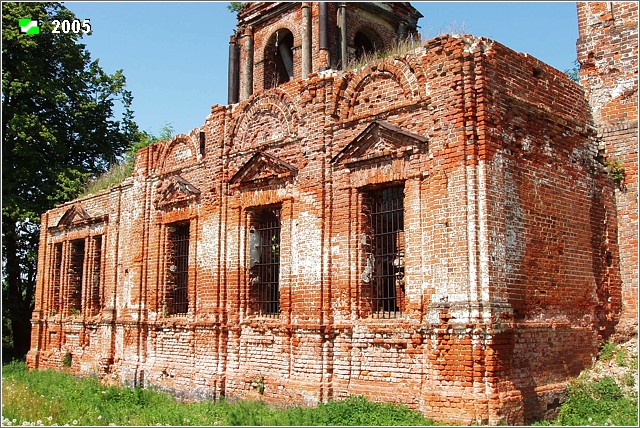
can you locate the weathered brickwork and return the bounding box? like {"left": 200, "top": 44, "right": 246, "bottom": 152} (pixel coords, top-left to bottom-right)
{"left": 27, "top": 2, "right": 631, "bottom": 425}
{"left": 577, "top": 2, "right": 638, "bottom": 324}
{"left": 231, "top": 3, "right": 421, "bottom": 99}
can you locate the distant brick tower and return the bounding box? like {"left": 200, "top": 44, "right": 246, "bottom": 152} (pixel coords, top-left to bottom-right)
{"left": 227, "top": 2, "right": 422, "bottom": 103}
{"left": 576, "top": 2, "right": 638, "bottom": 331}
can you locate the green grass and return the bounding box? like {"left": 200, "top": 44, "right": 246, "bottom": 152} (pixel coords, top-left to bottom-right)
{"left": 6, "top": 350, "right": 636, "bottom": 427}
{"left": 598, "top": 340, "right": 618, "bottom": 361}
{"left": 1, "top": 361, "right": 436, "bottom": 426}
{"left": 79, "top": 158, "right": 134, "bottom": 198}
{"left": 345, "top": 37, "right": 423, "bottom": 72}
{"left": 550, "top": 377, "right": 638, "bottom": 426}
{"left": 533, "top": 341, "right": 638, "bottom": 427}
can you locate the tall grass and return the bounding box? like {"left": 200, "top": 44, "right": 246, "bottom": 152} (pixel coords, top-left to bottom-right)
{"left": 76, "top": 124, "right": 174, "bottom": 199}
{"left": 79, "top": 158, "right": 134, "bottom": 198}
{"left": 2, "top": 361, "right": 436, "bottom": 426}
{"left": 345, "top": 36, "right": 423, "bottom": 71}
{"left": 1, "top": 361, "right": 222, "bottom": 426}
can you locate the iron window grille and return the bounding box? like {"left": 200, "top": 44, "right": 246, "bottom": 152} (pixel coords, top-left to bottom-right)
{"left": 248, "top": 207, "right": 282, "bottom": 316}
{"left": 91, "top": 235, "right": 102, "bottom": 314}
{"left": 167, "top": 222, "right": 190, "bottom": 315}
{"left": 51, "top": 243, "right": 63, "bottom": 315}
{"left": 69, "top": 239, "right": 85, "bottom": 314}
{"left": 362, "top": 185, "right": 406, "bottom": 318}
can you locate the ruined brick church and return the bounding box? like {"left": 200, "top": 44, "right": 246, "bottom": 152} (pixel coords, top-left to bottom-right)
{"left": 27, "top": 2, "right": 638, "bottom": 424}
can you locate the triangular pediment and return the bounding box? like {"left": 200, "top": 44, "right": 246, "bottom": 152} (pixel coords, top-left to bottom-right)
{"left": 57, "top": 204, "right": 91, "bottom": 227}
{"left": 230, "top": 151, "right": 298, "bottom": 187}
{"left": 331, "top": 121, "right": 428, "bottom": 167}
{"left": 154, "top": 175, "right": 201, "bottom": 209}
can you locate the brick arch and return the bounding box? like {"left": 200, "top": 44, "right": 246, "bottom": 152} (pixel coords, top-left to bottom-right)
{"left": 263, "top": 27, "right": 296, "bottom": 90}
{"left": 255, "top": 25, "right": 301, "bottom": 64}
{"left": 333, "top": 56, "right": 424, "bottom": 120}
{"left": 157, "top": 133, "right": 200, "bottom": 174}
{"left": 231, "top": 89, "right": 300, "bottom": 151}
{"left": 353, "top": 25, "right": 385, "bottom": 58}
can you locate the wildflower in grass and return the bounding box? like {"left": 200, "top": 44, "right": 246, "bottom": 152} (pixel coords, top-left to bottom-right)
{"left": 72, "top": 421, "right": 77, "bottom": 425}
{"left": 97, "top": 416, "right": 102, "bottom": 420}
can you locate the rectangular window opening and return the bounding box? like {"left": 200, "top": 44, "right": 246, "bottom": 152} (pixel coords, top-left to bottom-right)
{"left": 167, "top": 222, "right": 190, "bottom": 315}
{"left": 91, "top": 235, "right": 102, "bottom": 314}
{"left": 51, "top": 243, "right": 63, "bottom": 315}
{"left": 69, "top": 239, "right": 85, "bottom": 314}
{"left": 363, "top": 185, "right": 405, "bottom": 319}
{"left": 248, "top": 206, "right": 281, "bottom": 316}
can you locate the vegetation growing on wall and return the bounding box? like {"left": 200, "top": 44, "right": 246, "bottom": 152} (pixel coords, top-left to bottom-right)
{"left": 80, "top": 124, "right": 174, "bottom": 197}
{"left": 605, "top": 158, "right": 626, "bottom": 188}
{"left": 345, "top": 37, "right": 423, "bottom": 71}
{"left": 564, "top": 59, "right": 580, "bottom": 84}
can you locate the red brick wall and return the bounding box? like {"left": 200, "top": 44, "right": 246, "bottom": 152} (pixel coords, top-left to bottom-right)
{"left": 28, "top": 32, "right": 619, "bottom": 425}
{"left": 577, "top": 2, "right": 638, "bottom": 326}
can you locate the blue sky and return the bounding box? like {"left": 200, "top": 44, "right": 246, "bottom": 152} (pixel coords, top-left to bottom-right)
{"left": 63, "top": 1, "right": 580, "bottom": 137}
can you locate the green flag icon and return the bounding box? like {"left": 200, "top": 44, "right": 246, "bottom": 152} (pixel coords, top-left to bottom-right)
{"left": 19, "top": 18, "right": 40, "bottom": 34}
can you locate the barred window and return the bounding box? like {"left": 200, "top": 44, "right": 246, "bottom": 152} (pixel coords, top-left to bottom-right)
{"left": 69, "top": 239, "right": 85, "bottom": 314}
{"left": 167, "top": 222, "right": 190, "bottom": 315}
{"left": 362, "top": 185, "right": 405, "bottom": 318}
{"left": 51, "top": 243, "right": 63, "bottom": 315}
{"left": 248, "top": 207, "right": 281, "bottom": 316}
{"left": 90, "top": 235, "right": 103, "bottom": 313}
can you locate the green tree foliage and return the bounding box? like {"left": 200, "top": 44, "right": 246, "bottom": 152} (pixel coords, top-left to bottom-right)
{"left": 2, "top": 2, "right": 139, "bottom": 360}
{"left": 81, "top": 123, "right": 174, "bottom": 197}
{"left": 227, "top": 2, "right": 244, "bottom": 13}
{"left": 126, "top": 123, "right": 174, "bottom": 162}
{"left": 564, "top": 59, "right": 580, "bottom": 84}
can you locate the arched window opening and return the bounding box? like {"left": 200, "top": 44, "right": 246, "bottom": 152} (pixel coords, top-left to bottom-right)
{"left": 354, "top": 29, "right": 382, "bottom": 63}
{"left": 264, "top": 29, "right": 294, "bottom": 90}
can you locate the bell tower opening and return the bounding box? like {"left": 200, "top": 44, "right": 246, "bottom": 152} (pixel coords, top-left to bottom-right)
{"left": 229, "top": 2, "right": 422, "bottom": 101}
{"left": 264, "top": 29, "right": 294, "bottom": 90}
{"left": 354, "top": 28, "right": 382, "bottom": 63}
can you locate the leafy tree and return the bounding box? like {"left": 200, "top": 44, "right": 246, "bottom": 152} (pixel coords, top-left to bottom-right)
{"left": 2, "top": 2, "right": 139, "bottom": 359}
{"left": 227, "top": 2, "right": 244, "bottom": 13}
{"left": 126, "top": 123, "right": 174, "bottom": 162}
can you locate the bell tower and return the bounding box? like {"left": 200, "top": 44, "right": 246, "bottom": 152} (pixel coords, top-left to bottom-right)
{"left": 227, "top": 2, "right": 423, "bottom": 103}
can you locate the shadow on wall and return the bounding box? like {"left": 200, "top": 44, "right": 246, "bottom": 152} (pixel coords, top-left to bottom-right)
{"left": 590, "top": 179, "right": 622, "bottom": 339}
